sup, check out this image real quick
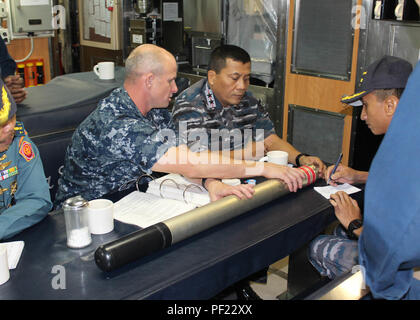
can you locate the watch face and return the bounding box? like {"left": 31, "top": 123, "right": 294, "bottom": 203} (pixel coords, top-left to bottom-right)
{"left": 349, "top": 220, "right": 361, "bottom": 230}
{"left": 347, "top": 219, "right": 363, "bottom": 239}
{"left": 352, "top": 219, "right": 363, "bottom": 229}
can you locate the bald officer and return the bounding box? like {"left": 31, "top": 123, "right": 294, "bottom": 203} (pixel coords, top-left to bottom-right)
{"left": 0, "top": 80, "right": 52, "bottom": 240}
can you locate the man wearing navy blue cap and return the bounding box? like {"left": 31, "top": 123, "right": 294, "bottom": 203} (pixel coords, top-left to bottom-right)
{"left": 359, "top": 57, "right": 420, "bottom": 300}
{"left": 308, "top": 56, "right": 413, "bottom": 279}
{"left": 326, "top": 55, "right": 413, "bottom": 186}
{"left": 0, "top": 79, "right": 51, "bottom": 240}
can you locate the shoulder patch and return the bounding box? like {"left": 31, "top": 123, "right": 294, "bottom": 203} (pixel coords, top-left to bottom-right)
{"left": 19, "top": 141, "right": 35, "bottom": 162}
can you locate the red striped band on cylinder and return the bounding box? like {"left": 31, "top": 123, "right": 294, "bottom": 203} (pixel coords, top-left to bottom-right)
{"left": 306, "top": 165, "right": 316, "bottom": 184}
{"left": 298, "top": 166, "right": 312, "bottom": 184}
{"left": 298, "top": 165, "right": 316, "bottom": 185}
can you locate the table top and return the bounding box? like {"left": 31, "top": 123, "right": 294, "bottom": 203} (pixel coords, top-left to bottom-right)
{"left": 0, "top": 182, "right": 335, "bottom": 300}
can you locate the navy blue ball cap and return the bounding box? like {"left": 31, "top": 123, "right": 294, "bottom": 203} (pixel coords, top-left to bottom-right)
{"left": 341, "top": 55, "right": 413, "bottom": 106}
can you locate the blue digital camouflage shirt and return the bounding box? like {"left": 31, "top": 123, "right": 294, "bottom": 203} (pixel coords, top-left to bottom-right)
{"left": 172, "top": 79, "right": 275, "bottom": 152}
{"left": 55, "top": 87, "right": 177, "bottom": 207}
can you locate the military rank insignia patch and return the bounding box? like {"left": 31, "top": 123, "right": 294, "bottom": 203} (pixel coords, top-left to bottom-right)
{"left": 14, "top": 124, "right": 26, "bottom": 137}
{"left": 19, "top": 141, "right": 35, "bottom": 162}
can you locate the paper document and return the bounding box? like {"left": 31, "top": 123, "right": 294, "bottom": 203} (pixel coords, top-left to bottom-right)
{"left": 4, "top": 241, "right": 24, "bottom": 269}
{"left": 163, "top": 2, "right": 179, "bottom": 21}
{"left": 314, "top": 183, "right": 361, "bottom": 199}
{"left": 114, "top": 191, "right": 196, "bottom": 228}
{"left": 147, "top": 173, "right": 210, "bottom": 207}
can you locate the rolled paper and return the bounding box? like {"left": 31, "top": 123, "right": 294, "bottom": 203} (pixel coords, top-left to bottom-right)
{"left": 95, "top": 165, "right": 319, "bottom": 272}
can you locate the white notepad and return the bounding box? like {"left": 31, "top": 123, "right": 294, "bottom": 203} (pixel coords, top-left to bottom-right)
{"left": 314, "top": 183, "right": 361, "bottom": 199}
{"left": 4, "top": 241, "right": 25, "bottom": 269}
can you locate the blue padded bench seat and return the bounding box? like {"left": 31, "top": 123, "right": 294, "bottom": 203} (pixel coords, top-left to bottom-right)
{"left": 16, "top": 67, "right": 126, "bottom": 137}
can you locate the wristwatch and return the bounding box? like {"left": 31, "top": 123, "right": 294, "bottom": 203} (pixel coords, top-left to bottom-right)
{"left": 346, "top": 219, "right": 363, "bottom": 240}
{"left": 295, "top": 153, "right": 309, "bottom": 167}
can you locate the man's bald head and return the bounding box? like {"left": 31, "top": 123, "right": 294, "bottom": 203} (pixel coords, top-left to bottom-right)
{"left": 123, "top": 44, "right": 178, "bottom": 115}
{"left": 125, "top": 44, "right": 176, "bottom": 82}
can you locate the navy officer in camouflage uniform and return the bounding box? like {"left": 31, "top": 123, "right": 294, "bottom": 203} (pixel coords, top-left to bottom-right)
{"left": 172, "top": 45, "right": 326, "bottom": 300}
{"left": 0, "top": 79, "right": 52, "bottom": 240}
{"left": 55, "top": 44, "right": 307, "bottom": 208}
{"left": 172, "top": 45, "right": 325, "bottom": 173}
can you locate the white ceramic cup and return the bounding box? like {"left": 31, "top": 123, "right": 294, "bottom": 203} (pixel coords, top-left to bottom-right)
{"left": 259, "top": 151, "right": 289, "bottom": 166}
{"left": 0, "top": 244, "right": 10, "bottom": 286}
{"left": 87, "top": 199, "right": 114, "bottom": 235}
{"left": 93, "top": 62, "right": 115, "bottom": 80}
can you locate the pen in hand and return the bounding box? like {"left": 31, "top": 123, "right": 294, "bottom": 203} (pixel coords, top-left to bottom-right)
{"left": 327, "top": 152, "right": 343, "bottom": 184}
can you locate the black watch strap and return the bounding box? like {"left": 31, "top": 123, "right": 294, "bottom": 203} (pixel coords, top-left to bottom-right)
{"left": 202, "top": 178, "right": 208, "bottom": 188}
{"left": 295, "top": 153, "right": 309, "bottom": 167}
{"left": 346, "top": 219, "right": 363, "bottom": 240}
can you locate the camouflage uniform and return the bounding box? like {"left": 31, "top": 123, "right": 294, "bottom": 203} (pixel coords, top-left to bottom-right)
{"left": 172, "top": 79, "right": 275, "bottom": 152}
{"left": 55, "top": 87, "right": 177, "bottom": 207}
{"left": 308, "top": 224, "right": 359, "bottom": 279}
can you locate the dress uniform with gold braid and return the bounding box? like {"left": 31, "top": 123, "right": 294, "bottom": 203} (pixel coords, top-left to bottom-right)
{"left": 0, "top": 81, "right": 52, "bottom": 240}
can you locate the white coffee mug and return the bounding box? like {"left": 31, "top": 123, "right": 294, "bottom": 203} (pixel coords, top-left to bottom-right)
{"left": 0, "top": 244, "right": 10, "bottom": 286}
{"left": 93, "top": 62, "right": 115, "bottom": 80}
{"left": 259, "top": 151, "right": 288, "bottom": 166}
{"left": 87, "top": 199, "right": 114, "bottom": 235}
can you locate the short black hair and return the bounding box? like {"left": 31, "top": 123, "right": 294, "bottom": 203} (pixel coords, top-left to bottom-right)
{"left": 374, "top": 88, "right": 405, "bottom": 101}
{"left": 208, "top": 45, "right": 251, "bottom": 74}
